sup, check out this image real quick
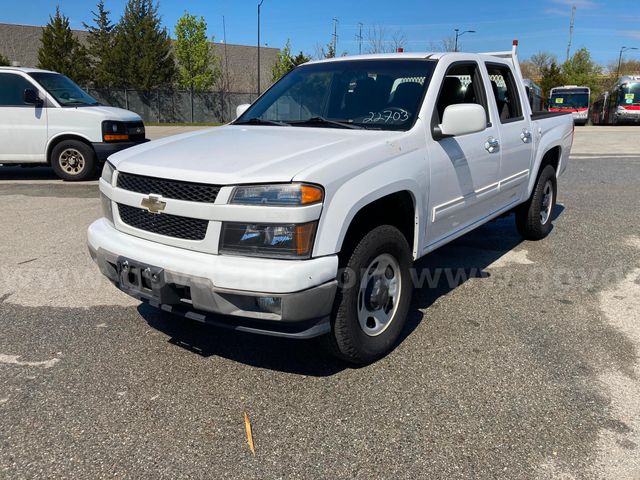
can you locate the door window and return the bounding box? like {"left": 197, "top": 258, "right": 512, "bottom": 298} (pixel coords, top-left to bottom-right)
{"left": 485, "top": 64, "right": 523, "bottom": 122}
{"left": 433, "top": 62, "right": 489, "bottom": 127}
{"left": 0, "top": 73, "right": 36, "bottom": 106}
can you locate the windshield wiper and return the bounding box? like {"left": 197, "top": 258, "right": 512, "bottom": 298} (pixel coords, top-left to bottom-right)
{"left": 290, "top": 117, "right": 364, "bottom": 130}
{"left": 235, "top": 117, "right": 289, "bottom": 127}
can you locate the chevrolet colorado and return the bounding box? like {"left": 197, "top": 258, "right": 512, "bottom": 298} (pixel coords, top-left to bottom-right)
{"left": 88, "top": 43, "right": 573, "bottom": 364}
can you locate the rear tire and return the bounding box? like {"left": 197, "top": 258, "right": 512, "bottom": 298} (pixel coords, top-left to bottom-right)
{"left": 50, "top": 140, "right": 97, "bottom": 181}
{"left": 322, "top": 225, "right": 413, "bottom": 365}
{"left": 515, "top": 164, "right": 557, "bottom": 240}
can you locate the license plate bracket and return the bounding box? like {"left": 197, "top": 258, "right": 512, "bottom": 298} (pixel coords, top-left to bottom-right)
{"left": 116, "top": 258, "right": 177, "bottom": 303}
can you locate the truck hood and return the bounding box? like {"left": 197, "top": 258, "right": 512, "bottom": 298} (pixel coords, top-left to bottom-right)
{"left": 109, "top": 125, "right": 401, "bottom": 184}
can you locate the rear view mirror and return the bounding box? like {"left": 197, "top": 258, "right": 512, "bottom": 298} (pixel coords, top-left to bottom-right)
{"left": 23, "top": 88, "right": 42, "bottom": 105}
{"left": 436, "top": 104, "right": 486, "bottom": 138}
{"left": 236, "top": 104, "right": 251, "bottom": 119}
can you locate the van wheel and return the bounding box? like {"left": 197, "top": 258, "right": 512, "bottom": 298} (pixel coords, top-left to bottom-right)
{"left": 323, "top": 225, "right": 413, "bottom": 365}
{"left": 50, "top": 140, "right": 97, "bottom": 181}
{"left": 515, "top": 164, "right": 557, "bottom": 240}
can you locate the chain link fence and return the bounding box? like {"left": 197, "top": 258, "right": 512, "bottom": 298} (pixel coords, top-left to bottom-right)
{"left": 87, "top": 88, "right": 259, "bottom": 124}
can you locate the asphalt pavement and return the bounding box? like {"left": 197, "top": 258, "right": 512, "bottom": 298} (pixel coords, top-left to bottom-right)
{"left": 1, "top": 126, "right": 639, "bottom": 479}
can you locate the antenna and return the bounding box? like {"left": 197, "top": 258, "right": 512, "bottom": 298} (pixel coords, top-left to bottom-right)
{"left": 331, "top": 17, "right": 339, "bottom": 57}
{"left": 356, "top": 22, "right": 363, "bottom": 55}
{"left": 566, "top": 4, "right": 576, "bottom": 62}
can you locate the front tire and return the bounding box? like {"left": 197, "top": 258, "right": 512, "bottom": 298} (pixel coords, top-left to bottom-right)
{"left": 515, "top": 164, "right": 557, "bottom": 240}
{"left": 323, "top": 225, "right": 413, "bottom": 365}
{"left": 50, "top": 140, "right": 97, "bottom": 181}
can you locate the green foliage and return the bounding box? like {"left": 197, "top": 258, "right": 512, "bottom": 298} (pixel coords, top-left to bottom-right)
{"left": 83, "top": 1, "right": 117, "bottom": 88}
{"left": 111, "top": 0, "right": 176, "bottom": 90}
{"left": 174, "top": 13, "right": 220, "bottom": 92}
{"left": 539, "top": 61, "right": 566, "bottom": 97}
{"left": 272, "top": 40, "right": 310, "bottom": 82}
{"left": 37, "top": 7, "right": 90, "bottom": 83}
{"left": 0, "top": 53, "right": 9, "bottom": 66}
{"left": 561, "top": 48, "right": 603, "bottom": 96}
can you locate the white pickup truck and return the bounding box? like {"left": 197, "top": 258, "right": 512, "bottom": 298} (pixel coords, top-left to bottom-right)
{"left": 0, "top": 67, "right": 147, "bottom": 180}
{"left": 88, "top": 43, "right": 573, "bottom": 364}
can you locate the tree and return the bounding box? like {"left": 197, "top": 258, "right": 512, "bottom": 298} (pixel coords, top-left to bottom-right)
{"left": 561, "top": 47, "right": 603, "bottom": 97}
{"left": 174, "top": 13, "right": 220, "bottom": 92}
{"left": 521, "top": 51, "right": 557, "bottom": 80}
{"left": 111, "top": 0, "right": 176, "bottom": 90}
{"left": 37, "top": 7, "right": 90, "bottom": 83}
{"left": 83, "top": 1, "right": 117, "bottom": 88}
{"left": 430, "top": 37, "right": 456, "bottom": 52}
{"left": 366, "top": 25, "right": 406, "bottom": 54}
{"left": 272, "top": 40, "right": 310, "bottom": 82}
{"left": 0, "top": 53, "right": 9, "bottom": 66}
{"left": 539, "top": 61, "right": 566, "bottom": 98}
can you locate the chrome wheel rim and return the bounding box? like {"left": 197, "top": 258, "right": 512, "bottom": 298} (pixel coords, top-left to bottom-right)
{"left": 59, "top": 148, "right": 85, "bottom": 176}
{"left": 357, "top": 253, "right": 402, "bottom": 337}
{"left": 540, "top": 180, "right": 554, "bottom": 225}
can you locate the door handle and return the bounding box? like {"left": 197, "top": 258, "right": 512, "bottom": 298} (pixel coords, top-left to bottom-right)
{"left": 520, "top": 129, "right": 532, "bottom": 143}
{"left": 485, "top": 137, "right": 500, "bottom": 153}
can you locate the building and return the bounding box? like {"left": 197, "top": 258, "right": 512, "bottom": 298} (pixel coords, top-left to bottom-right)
{"left": 0, "top": 22, "right": 279, "bottom": 94}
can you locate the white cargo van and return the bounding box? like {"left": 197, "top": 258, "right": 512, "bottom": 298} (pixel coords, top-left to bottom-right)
{"left": 0, "top": 67, "right": 147, "bottom": 180}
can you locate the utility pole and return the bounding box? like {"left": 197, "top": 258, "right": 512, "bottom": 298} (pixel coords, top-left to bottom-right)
{"left": 257, "top": 0, "right": 265, "bottom": 95}
{"left": 331, "top": 17, "right": 338, "bottom": 57}
{"left": 356, "top": 22, "right": 363, "bottom": 55}
{"left": 566, "top": 4, "right": 576, "bottom": 62}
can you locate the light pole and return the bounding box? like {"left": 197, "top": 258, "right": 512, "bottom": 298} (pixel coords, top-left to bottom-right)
{"left": 617, "top": 46, "right": 638, "bottom": 79}
{"left": 257, "top": 0, "right": 265, "bottom": 96}
{"left": 454, "top": 29, "right": 475, "bottom": 52}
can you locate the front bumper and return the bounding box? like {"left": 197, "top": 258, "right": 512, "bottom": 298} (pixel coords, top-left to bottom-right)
{"left": 88, "top": 218, "right": 339, "bottom": 338}
{"left": 92, "top": 139, "right": 150, "bottom": 162}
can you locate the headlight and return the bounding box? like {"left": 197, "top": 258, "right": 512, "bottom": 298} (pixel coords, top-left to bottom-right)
{"left": 230, "top": 183, "right": 323, "bottom": 206}
{"left": 220, "top": 222, "right": 317, "bottom": 259}
{"left": 101, "top": 161, "right": 115, "bottom": 184}
{"left": 102, "top": 121, "right": 129, "bottom": 142}
{"left": 100, "top": 192, "right": 114, "bottom": 225}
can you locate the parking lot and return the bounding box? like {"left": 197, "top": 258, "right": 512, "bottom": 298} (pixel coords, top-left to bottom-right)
{"left": 1, "top": 126, "right": 639, "bottom": 478}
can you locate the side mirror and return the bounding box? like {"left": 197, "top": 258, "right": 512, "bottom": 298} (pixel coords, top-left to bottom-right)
{"left": 435, "top": 104, "right": 486, "bottom": 138}
{"left": 24, "top": 88, "right": 42, "bottom": 105}
{"left": 236, "top": 104, "right": 251, "bottom": 119}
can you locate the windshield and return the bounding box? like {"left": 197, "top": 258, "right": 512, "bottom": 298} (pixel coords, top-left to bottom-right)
{"left": 28, "top": 72, "right": 98, "bottom": 107}
{"left": 236, "top": 59, "right": 436, "bottom": 131}
{"left": 619, "top": 83, "right": 640, "bottom": 106}
{"left": 548, "top": 92, "right": 589, "bottom": 109}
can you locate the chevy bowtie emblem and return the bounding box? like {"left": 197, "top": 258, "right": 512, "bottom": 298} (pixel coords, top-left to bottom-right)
{"left": 141, "top": 194, "right": 166, "bottom": 214}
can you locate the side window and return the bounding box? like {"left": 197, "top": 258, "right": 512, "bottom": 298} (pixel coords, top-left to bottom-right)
{"left": 485, "top": 64, "right": 523, "bottom": 122}
{"left": 0, "top": 73, "right": 36, "bottom": 107}
{"left": 434, "top": 62, "right": 488, "bottom": 126}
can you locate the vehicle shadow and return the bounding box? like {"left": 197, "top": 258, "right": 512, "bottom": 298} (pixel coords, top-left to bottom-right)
{"left": 399, "top": 205, "right": 565, "bottom": 343}
{"left": 0, "top": 166, "right": 59, "bottom": 180}
{"left": 139, "top": 205, "right": 564, "bottom": 376}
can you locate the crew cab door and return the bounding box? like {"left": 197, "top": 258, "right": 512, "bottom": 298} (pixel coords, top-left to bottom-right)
{"left": 0, "top": 72, "right": 48, "bottom": 163}
{"left": 484, "top": 63, "right": 534, "bottom": 206}
{"left": 425, "top": 61, "right": 502, "bottom": 248}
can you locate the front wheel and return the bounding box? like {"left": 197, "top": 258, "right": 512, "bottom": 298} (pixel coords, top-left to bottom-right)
{"left": 323, "top": 225, "right": 413, "bottom": 365}
{"left": 50, "top": 140, "right": 97, "bottom": 181}
{"left": 515, "top": 164, "right": 557, "bottom": 240}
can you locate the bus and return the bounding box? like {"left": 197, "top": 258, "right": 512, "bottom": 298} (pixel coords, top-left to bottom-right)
{"left": 591, "top": 75, "right": 640, "bottom": 125}
{"left": 548, "top": 85, "right": 590, "bottom": 125}
{"left": 523, "top": 79, "right": 545, "bottom": 112}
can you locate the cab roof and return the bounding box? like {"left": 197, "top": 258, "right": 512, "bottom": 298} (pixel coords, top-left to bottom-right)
{"left": 0, "top": 66, "right": 56, "bottom": 74}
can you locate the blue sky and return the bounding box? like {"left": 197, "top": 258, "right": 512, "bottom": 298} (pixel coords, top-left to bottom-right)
{"left": 1, "top": 0, "right": 639, "bottom": 67}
